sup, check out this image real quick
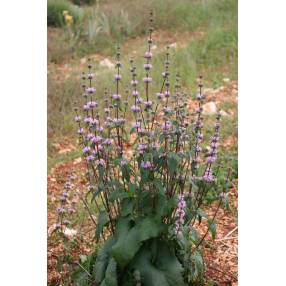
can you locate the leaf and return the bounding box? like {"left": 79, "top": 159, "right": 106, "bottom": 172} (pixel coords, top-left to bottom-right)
{"left": 96, "top": 211, "right": 109, "bottom": 240}
{"left": 109, "top": 190, "right": 129, "bottom": 203}
{"left": 155, "top": 242, "right": 185, "bottom": 286}
{"left": 133, "top": 241, "right": 185, "bottom": 286}
{"left": 138, "top": 216, "right": 164, "bottom": 241}
{"left": 153, "top": 178, "right": 164, "bottom": 193}
{"left": 208, "top": 220, "right": 217, "bottom": 240}
{"left": 105, "top": 258, "right": 118, "bottom": 286}
{"left": 120, "top": 198, "right": 134, "bottom": 217}
{"left": 111, "top": 218, "right": 137, "bottom": 268}
{"left": 167, "top": 153, "right": 181, "bottom": 176}
{"left": 111, "top": 217, "right": 164, "bottom": 269}
{"left": 94, "top": 237, "right": 116, "bottom": 284}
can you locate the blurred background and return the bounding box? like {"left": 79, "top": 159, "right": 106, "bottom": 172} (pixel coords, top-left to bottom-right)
{"left": 47, "top": 0, "right": 237, "bottom": 173}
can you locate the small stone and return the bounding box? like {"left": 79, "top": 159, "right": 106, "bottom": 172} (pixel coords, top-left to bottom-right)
{"left": 73, "top": 157, "right": 82, "bottom": 164}
{"left": 63, "top": 228, "right": 77, "bottom": 239}
{"left": 99, "top": 58, "right": 115, "bottom": 69}
{"left": 223, "top": 78, "right": 230, "bottom": 83}
{"left": 151, "top": 45, "right": 157, "bottom": 50}
{"left": 220, "top": 109, "right": 229, "bottom": 117}
{"left": 202, "top": 102, "right": 217, "bottom": 115}
{"left": 169, "top": 42, "right": 177, "bottom": 48}
{"left": 80, "top": 57, "right": 87, "bottom": 65}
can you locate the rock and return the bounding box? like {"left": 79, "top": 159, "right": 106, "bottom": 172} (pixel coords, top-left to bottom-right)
{"left": 202, "top": 102, "right": 217, "bottom": 115}
{"left": 169, "top": 42, "right": 177, "bottom": 48}
{"left": 223, "top": 78, "right": 230, "bottom": 83}
{"left": 63, "top": 228, "right": 77, "bottom": 239}
{"left": 151, "top": 45, "right": 157, "bottom": 50}
{"left": 220, "top": 109, "right": 229, "bottom": 117}
{"left": 99, "top": 58, "right": 115, "bottom": 69}
{"left": 80, "top": 57, "right": 87, "bottom": 65}
{"left": 73, "top": 157, "right": 82, "bottom": 164}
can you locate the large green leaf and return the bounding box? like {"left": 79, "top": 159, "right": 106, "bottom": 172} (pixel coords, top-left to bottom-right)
{"left": 111, "top": 217, "right": 164, "bottom": 268}
{"left": 133, "top": 241, "right": 185, "bottom": 286}
{"left": 105, "top": 257, "right": 118, "bottom": 286}
{"left": 96, "top": 211, "right": 109, "bottom": 240}
{"left": 155, "top": 242, "right": 185, "bottom": 285}
{"left": 112, "top": 218, "right": 141, "bottom": 268}
{"left": 94, "top": 237, "right": 116, "bottom": 284}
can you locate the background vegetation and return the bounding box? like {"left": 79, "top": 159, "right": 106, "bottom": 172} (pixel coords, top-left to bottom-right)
{"left": 48, "top": 0, "right": 237, "bottom": 173}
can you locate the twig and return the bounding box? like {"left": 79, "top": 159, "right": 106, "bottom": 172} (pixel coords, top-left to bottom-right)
{"left": 216, "top": 236, "right": 237, "bottom": 242}
{"left": 223, "top": 226, "right": 238, "bottom": 239}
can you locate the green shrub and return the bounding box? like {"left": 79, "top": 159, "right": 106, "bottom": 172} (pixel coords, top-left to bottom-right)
{"left": 47, "top": 0, "right": 84, "bottom": 27}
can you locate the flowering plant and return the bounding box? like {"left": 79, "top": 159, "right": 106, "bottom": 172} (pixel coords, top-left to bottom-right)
{"left": 57, "top": 12, "right": 231, "bottom": 286}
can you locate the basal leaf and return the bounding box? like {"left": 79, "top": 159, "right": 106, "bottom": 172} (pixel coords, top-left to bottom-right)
{"left": 96, "top": 211, "right": 109, "bottom": 240}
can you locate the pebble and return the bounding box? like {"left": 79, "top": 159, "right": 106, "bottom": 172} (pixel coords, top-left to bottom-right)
{"left": 202, "top": 101, "right": 217, "bottom": 115}
{"left": 99, "top": 58, "right": 115, "bottom": 69}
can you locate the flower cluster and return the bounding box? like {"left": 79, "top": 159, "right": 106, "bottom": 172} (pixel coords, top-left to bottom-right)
{"left": 55, "top": 173, "right": 77, "bottom": 232}
{"left": 175, "top": 194, "right": 187, "bottom": 234}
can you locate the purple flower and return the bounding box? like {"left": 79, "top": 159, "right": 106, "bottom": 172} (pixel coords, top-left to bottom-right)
{"left": 114, "top": 74, "right": 122, "bottom": 81}
{"left": 196, "top": 93, "right": 203, "bottom": 100}
{"left": 131, "top": 80, "right": 138, "bottom": 86}
{"left": 132, "top": 90, "right": 139, "bottom": 97}
{"left": 57, "top": 207, "right": 66, "bottom": 214}
{"left": 83, "top": 104, "right": 90, "bottom": 111}
{"left": 138, "top": 144, "right": 147, "bottom": 154}
{"left": 86, "top": 155, "right": 95, "bottom": 162}
{"left": 162, "top": 121, "right": 171, "bottom": 131}
{"left": 90, "top": 119, "right": 99, "bottom": 126}
{"left": 77, "top": 128, "right": 84, "bottom": 134}
{"left": 144, "top": 101, "right": 153, "bottom": 108}
{"left": 156, "top": 92, "right": 164, "bottom": 99}
{"left": 96, "top": 159, "right": 106, "bottom": 167}
{"left": 196, "top": 146, "right": 202, "bottom": 152}
{"left": 141, "top": 161, "right": 152, "bottom": 169}
{"left": 92, "top": 136, "right": 102, "bottom": 144}
{"left": 86, "top": 133, "right": 94, "bottom": 140}
{"left": 83, "top": 146, "right": 91, "bottom": 154}
{"left": 74, "top": 115, "right": 81, "bottom": 122}
{"left": 144, "top": 51, "right": 152, "bottom": 59}
{"left": 133, "top": 122, "right": 140, "bottom": 129}
{"left": 86, "top": 87, "right": 96, "bottom": 94}
{"left": 84, "top": 117, "right": 92, "bottom": 124}
{"left": 88, "top": 101, "right": 98, "bottom": 108}
{"left": 87, "top": 73, "right": 94, "bottom": 79}
{"left": 68, "top": 208, "right": 76, "bottom": 214}
{"left": 120, "top": 159, "right": 128, "bottom": 166}
{"left": 103, "top": 138, "right": 113, "bottom": 145}
{"left": 211, "top": 142, "right": 219, "bottom": 149}
{"left": 164, "top": 90, "right": 171, "bottom": 98}
{"left": 143, "top": 77, "right": 152, "bottom": 83}
{"left": 211, "top": 135, "right": 219, "bottom": 143}
{"left": 203, "top": 169, "right": 215, "bottom": 182}
{"left": 215, "top": 122, "right": 221, "bottom": 129}
{"left": 113, "top": 94, "right": 121, "bottom": 100}
{"left": 63, "top": 219, "right": 70, "bottom": 226}
{"left": 97, "top": 126, "right": 104, "bottom": 133}
{"left": 136, "top": 97, "right": 143, "bottom": 104}
{"left": 163, "top": 106, "right": 172, "bottom": 114}
{"left": 104, "top": 108, "right": 110, "bottom": 113}
{"left": 131, "top": 105, "right": 140, "bottom": 112}
{"left": 197, "top": 133, "right": 203, "bottom": 140}
{"left": 207, "top": 156, "right": 216, "bottom": 164}
{"left": 175, "top": 194, "right": 186, "bottom": 233}
{"left": 196, "top": 107, "right": 203, "bottom": 114}
{"left": 144, "top": 63, "right": 152, "bottom": 70}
